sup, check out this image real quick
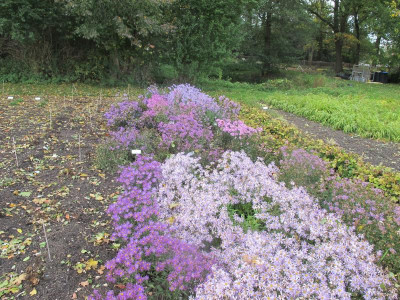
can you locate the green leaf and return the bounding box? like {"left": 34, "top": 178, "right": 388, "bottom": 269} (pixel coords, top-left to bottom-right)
{"left": 20, "top": 192, "right": 32, "bottom": 197}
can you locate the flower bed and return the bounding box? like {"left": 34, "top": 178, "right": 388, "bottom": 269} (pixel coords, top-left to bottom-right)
{"left": 91, "top": 85, "right": 399, "bottom": 299}
{"left": 239, "top": 105, "right": 400, "bottom": 202}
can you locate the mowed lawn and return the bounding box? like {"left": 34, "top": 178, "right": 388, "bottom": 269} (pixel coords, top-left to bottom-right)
{"left": 202, "top": 75, "right": 400, "bottom": 142}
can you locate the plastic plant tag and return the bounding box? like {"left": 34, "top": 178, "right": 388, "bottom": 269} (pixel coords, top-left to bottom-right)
{"left": 8, "top": 96, "right": 14, "bottom": 100}
{"left": 131, "top": 149, "right": 142, "bottom": 155}
{"left": 262, "top": 106, "right": 269, "bottom": 110}
{"left": 35, "top": 97, "right": 41, "bottom": 101}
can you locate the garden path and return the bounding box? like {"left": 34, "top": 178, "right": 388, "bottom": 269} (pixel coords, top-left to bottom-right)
{"left": 268, "top": 108, "right": 400, "bottom": 172}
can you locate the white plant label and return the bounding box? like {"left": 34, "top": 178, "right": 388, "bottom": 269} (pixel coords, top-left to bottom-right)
{"left": 35, "top": 97, "right": 41, "bottom": 101}
{"left": 131, "top": 149, "right": 142, "bottom": 155}
{"left": 262, "top": 106, "right": 269, "bottom": 110}
{"left": 8, "top": 96, "right": 13, "bottom": 100}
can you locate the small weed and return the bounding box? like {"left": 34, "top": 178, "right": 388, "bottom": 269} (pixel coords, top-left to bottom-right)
{"left": 94, "top": 143, "right": 130, "bottom": 172}
{"left": 0, "top": 177, "right": 15, "bottom": 188}
{"left": 38, "top": 99, "right": 49, "bottom": 107}
{"left": 9, "top": 98, "right": 23, "bottom": 106}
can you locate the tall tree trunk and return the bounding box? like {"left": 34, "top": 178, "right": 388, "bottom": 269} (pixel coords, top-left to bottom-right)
{"left": 333, "top": 0, "right": 343, "bottom": 73}
{"left": 375, "top": 35, "right": 381, "bottom": 56}
{"left": 110, "top": 47, "right": 120, "bottom": 79}
{"left": 307, "top": 0, "right": 348, "bottom": 73}
{"left": 335, "top": 36, "right": 343, "bottom": 73}
{"left": 262, "top": 10, "right": 272, "bottom": 75}
{"left": 354, "top": 12, "right": 360, "bottom": 65}
{"left": 308, "top": 44, "right": 314, "bottom": 64}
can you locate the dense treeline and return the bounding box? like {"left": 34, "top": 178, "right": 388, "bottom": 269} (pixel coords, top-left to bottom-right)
{"left": 0, "top": 0, "right": 399, "bottom": 83}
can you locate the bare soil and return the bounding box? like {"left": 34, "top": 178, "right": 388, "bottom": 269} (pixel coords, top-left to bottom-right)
{"left": 0, "top": 95, "right": 122, "bottom": 299}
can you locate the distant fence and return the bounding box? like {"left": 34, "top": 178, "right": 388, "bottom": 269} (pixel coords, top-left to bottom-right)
{"left": 300, "top": 60, "right": 353, "bottom": 69}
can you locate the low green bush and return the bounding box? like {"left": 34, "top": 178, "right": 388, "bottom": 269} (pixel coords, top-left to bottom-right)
{"left": 94, "top": 143, "right": 130, "bottom": 172}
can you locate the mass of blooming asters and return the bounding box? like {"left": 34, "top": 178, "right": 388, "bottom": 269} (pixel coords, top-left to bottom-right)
{"left": 216, "top": 119, "right": 262, "bottom": 139}
{"left": 165, "top": 84, "right": 221, "bottom": 113}
{"left": 105, "top": 99, "right": 142, "bottom": 128}
{"left": 158, "top": 110, "right": 214, "bottom": 152}
{"left": 110, "top": 127, "right": 140, "bottom": 149}
{"left": 89, "top": 156, "right": 213, "bottom": 300}
{"left": 97, "top": 85, "right": 399, "bottom": 299}
{"left": 279, "top": 147, "right": 330, "bottom": 188}
{"left": 104, "top": 84, "right": 241, "bottom": 154}
{"left": 278, "top": 147, "right": 400, "bottom": 277}
{"left": 157, "top": 151, "right": 396, "bottom": 299}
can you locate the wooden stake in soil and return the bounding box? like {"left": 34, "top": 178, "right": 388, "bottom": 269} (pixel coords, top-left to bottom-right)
{"left": 88, "top": 105, "right": 93, "bottom": 128}
{"left": 78, "top": 134, "right": 82, "bottom": 162}
{"left": 42, "top": 223, "right": 52, "bottom": 261}
{"left": 12, "top": 137, "right": 19, "bottom": 167}
{"left": 49, "top": 107, "right": 52, "bottom": 129}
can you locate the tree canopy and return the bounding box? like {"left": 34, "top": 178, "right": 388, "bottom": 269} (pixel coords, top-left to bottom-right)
{"left": 0, "top": 0, "right": 399, "bottom": 82}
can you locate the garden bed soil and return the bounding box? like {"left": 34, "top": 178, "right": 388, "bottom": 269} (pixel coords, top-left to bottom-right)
{"left": 0, "top": 95, "right": 122, "bottom": 299}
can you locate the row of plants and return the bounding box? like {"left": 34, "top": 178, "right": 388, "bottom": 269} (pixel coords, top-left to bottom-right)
{"left": 239, "top": 105, "right": 400, "bottom": 202}
{"left": 92, "top": 85, "right": 399, "bottom": 299}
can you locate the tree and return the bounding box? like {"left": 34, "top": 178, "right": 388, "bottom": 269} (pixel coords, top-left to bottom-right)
{"left": 240, "top": 0, "right": 314, "bottom": 72}
{"left": 301, "top": 0, "right": 352, "bottom": 73}
{"left": 166, "top": 0, "right": 244, "bottom": 78}
{"left": 65, "top": 0, "right": 174, "bottom": 78}
{"left": 348, "top": 0, "right": 373, "bottom": 64}
{"left": 0, "top": 0, "right": 73, "bottom": 75}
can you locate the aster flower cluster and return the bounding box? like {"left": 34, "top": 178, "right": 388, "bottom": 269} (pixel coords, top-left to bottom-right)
{"left": 105, "top": 100, "right": 142, "bottom": 128}
{"left": 159, "top": 151, "right": 396, "bottom": 299}
{"left": 165, "top": 84, "right": 221, "bottom": 113}
{"left": 158, "top": 110, "right": 214, "bottom": 153}
{"left": 104, "top": 84, "right": 248, "bottom": 158}
{"left": 279, "top": 147, "right": 330, "bottom": 188}
{"left": 91, "top": 155, "right": 213, "bottom": 300}
{"left": 278, "top": 147, "right": 400, "bottom": 278}
{"left": 216, "top": 119, "right": 262, "bottom": 139}
{"left": 94, "top": 85, "right": 399, "bottom": 299}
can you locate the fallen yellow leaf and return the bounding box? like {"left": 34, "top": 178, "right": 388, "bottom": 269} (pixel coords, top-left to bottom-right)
{"left": 85, "top": 258, "right": 98, "bottom": 271}
{"left": 12, "top": 273, "right": 27, "bottom": 285}
{"left": 169, "top": 202, "right": 180, "bottom": 209}
{"left": 30, "top": 288, "right": 37, "bottom": 296}
{"left": 80, "top": 280, "right": 89, "bottom": 287}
